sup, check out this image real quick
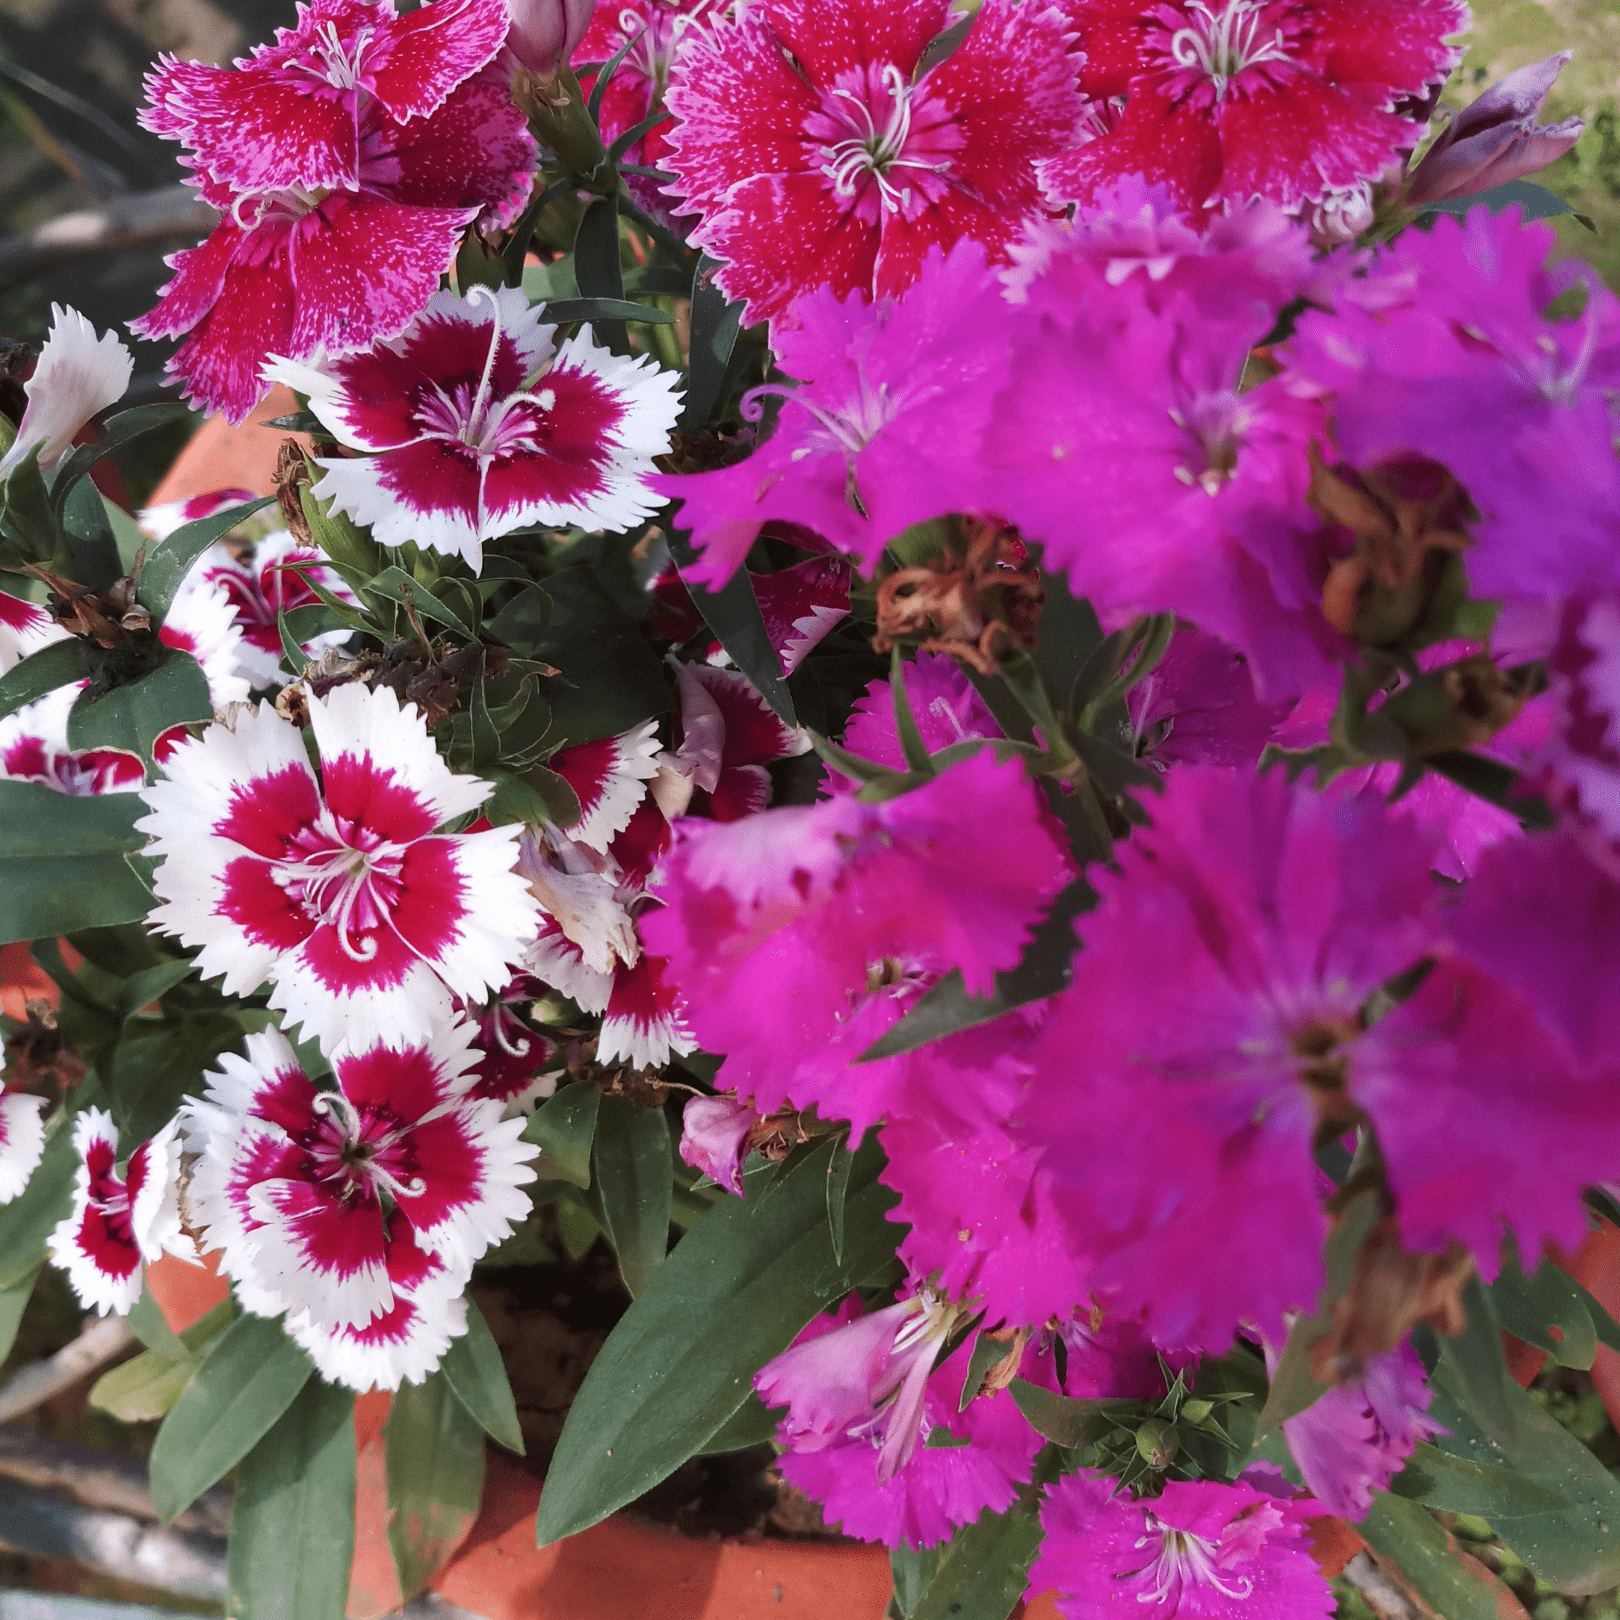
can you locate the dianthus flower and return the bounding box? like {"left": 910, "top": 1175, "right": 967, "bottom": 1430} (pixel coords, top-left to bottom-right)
{"left": 829, "top": 649, "right": 999, "bottom": 792}
{"left": 1042, "top": 0, "right": 1465, "bottom": 220}
{"left": 47, "top": 1110, "right": 190, "bottom": 1317}
{"left": 1534, "top": 592, "right": 1620, "bottom": 849}
{"left": 640, "top": 750, "right": 1072, "bottom": 1138}
{"left": 169, "top": 527, "right": 358, "bottom": 689}
{"left": 0, "top": 686, "right": 147, "bottom": 797}
{"left": 667, "top": 661, "right": 811, "bottom": 822}
{"left": 0, "top": 1090, "right": 46, "bottom": 1204}
{"left": 269, "top": 288, "right": 682, "bottom": 572}
{"left": 987, "top": 241, "right": 1339, "bottom": 697}
{"left": 1029, "top": 1469, "right": 1332, "bottom": 1619}
{"left": 596, "top": 947, "right": 697, "bottom": 1069}
{"left": 1025, "top": 766, "right": 1620, "bottom": 1349}
{"left": 660, "top": 0, "right": 1084, "bottom": 327}
{"left": 1127, "top": 627, "right": 1293, "bottom": 769}
{"left": 546, "top": 719, "right": 664, "bottom": 853}
{"left": 653, "top": 243, "right": 1016, "bottom": 586}
{"left": 139, "top": 487, "right": 261, "bottom": 541}
{"left": 458, "top": 974, "right": 559, "bottom": 1114}
{"left": 676, "top": 1093, "right": 759, "bottom": 1196}
{"left": 1275, "top": 1339, "right": 1443, "bottom": 1520}
{"left": 750, "top": 553, "right": 854, "bottom": 676}
{"left": 0, "top": 589, "right": 68, "bottom": 672}
{"left": 138, "top": 683, "right": 539, "bottom": 1053}
{"left": 0, "top": 304, "right": 131, "bottom": 478}
{"left": 135, "top": 0, "right": 535, "bottom": 422}
{"left": 1285, "top": 209, "right": 1620, "bottom": 603}
{"left": 160, "top": 580, "right": 255, "bottom": 709}
{"left": 186, "top": 1023, "right": 536, "bottom": 1389}
{"left": 767, "top": 1303, "right": 1047, "bottom": 1550}
{"left": 576, "top": 0, "right": 724, "bottom": 222}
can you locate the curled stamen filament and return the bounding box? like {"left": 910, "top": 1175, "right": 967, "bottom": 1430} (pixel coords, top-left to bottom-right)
{"left": 463, "top": 283, "right": 509, "bottom": 447}
{"left": 1129, "top": 1521, "right": 1255, "bottom": 1604}
{"left": 821, "top": 62, "right": 940, "bottom": 212}
{"left": 491, "top": 1009, "right": 533, "bottom": 1059}
{"left": 1169, "top": 1, "right": 1290, "bottom": 98}
{"left": 310, "top": 1092, "right": 428, "bottom": 1200}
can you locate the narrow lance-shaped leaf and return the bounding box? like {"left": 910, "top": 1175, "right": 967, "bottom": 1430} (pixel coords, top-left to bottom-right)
{"left": 441, "top": 1300, "right": 525, "bottom": 1455}
{"left": 385, "top": 1371, "right": 487, "bottom": 1603}
{"left": 138, "top": 498, "right": 275, "bottom": 623}
{"left": 591, "top": 1094, "right": 672, "bottom": 1298}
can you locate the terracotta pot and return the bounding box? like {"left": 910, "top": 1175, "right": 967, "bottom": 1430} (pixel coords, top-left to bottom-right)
{"left": 144, "top": 384, "right": 306, "bottom": 511}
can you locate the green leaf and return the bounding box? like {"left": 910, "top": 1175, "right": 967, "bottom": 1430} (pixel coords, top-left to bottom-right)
{"left": 1008, "top": 1378, "right": 1138, "bottom": 1449}
{"left": 227, "top": 1378, "right": 356, "bottom": 1620}
{"left": 1490, "top": 1250, "right": 1598, "bottom": 1370}
{"left": 592, "top": 1095, "right": 672, "bottom": 1298}
{"left": 667, "top": 530, "right": 797, "bottom": 726}
{"left": 860, "top": 878, "right": 1093, "bottom": 1060}
{"left": 910, "top": 1459, "right": 1059, "bottom": 1620}
{"left": 1030, "top": 573, "right": 1105, "bottom": 715}
{"left": 60, "top": 478, "right": 122, "bottom": 591}
{"left": 1389, "top": 1441, "right": 1567, "bottom": 1518}
{"left": 959, "top": 1330, "right": 1015, "bottom": 1414}
{"left": 149, "top": 1312, "right": 315, "bottom": 1523}
{"left": 51, "top": 405, "right": 190, "bottom": 518}
{"left": 139, "top": 498, "right": 275, "bottom": 624}
{"left": 540, "top": 296, "right": 675, "bottom": 326}
{"left": 0, "top": 1266, "right": 38, "bottom": 1366}
{"left": 1357, "top": 1493, "right": 1517, "bottom": 1620}
{"left": 825, "top": 1137, "right": 854, "bottom": 1264}
{"left": 441, "top": 1301, "right": 525, "bottom": 1455}
{"left": 0, "top": 444, "right": 58, "bottom": 562}
{"left": 365, "top": 565, "right": 475, "bottom": 637}
{"left": 680, "top": 255, "right": 743, "bottom": 429}
{"left": 0, "top": 637, "right": 86, "bottom": 722}
{"left": 1418, "top": 178, "right": 1578, "bottom": 223}
{"left": 574, "top": 195, "right": 624, "bottom": 342}
{"left": 1438, "top": 1275, "right": 1515, "bottom": 1442}
{"left": 298, "top": 485, "right": 380, "bottom": 587}
{"left": 0, "top": 1115, "right": 76, "bottom": 1288}
{"left": 128, "top": 1276, "right": 189, "bottom": 1358}
{"left": 889, "top": 646, "right": 932, "bottom": 775}
{"left": 522, "top": 1079, "right": 600, "bottom": 1188}
{"left": 1424, "top": 751, "right": 1554, "bottom": 830}
{"left": 890, "top": 1544, "right": 944, "bottom": 1619}
{"left": 66, "top": 648, "right": 212, "bottom": 761}
{"left": 1427, "top": 1363, "right": 1620, "bottom": 1593}
{"left": 90, "top": 1348, "right": 198, "bottom": 1423}
{"left": 385, "top": 1371, "right": 487, "bottom": 1603}
{"left": 536, "top": 1135, "right": 899, "bottom": 1545}
{"left": 695, "top": 1391, "right": 778, "bottom": 1455}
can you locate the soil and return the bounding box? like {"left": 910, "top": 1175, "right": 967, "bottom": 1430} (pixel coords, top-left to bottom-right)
{"left": 471, "top": 1206, "right": 849, "bottom": 1544}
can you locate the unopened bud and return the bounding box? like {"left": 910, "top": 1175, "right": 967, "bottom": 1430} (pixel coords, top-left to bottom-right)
{"left": 1178, "top": 1398, "right": 1215, "bottom": 1427}
{"left": 503, "top": 0, "right": 594, "bottom": 79}
{"left": 1135, "top": 1417, "right": 1179, "bottom": 1469}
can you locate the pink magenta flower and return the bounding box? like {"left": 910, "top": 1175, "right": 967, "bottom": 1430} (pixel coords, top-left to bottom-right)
{"left": 269, "top": 287, "right": 682, "bottom": 572}
{"left": 169, "top": 528, "right": 359, "bottom": 689}
{"left": 1029, "top": 1470, "right": 1332, "bottom": 1619}
{"left": 830, "top": 650, "right": 999, "bottom": 793}
{"left": 1042, "top": 0, "right": 1466, "bottom": 220}
{"left": 186, "top": 1023, "right": 535, "bottom": 1388}
{"left": 1276, "top": 1340, "right": 1444, "bottom": 1520}
{"left": 1405, "top": 53, "right": 1585, "bottom": 208}
{"left": 135, "top": 0, "right": 536, "bottom": 425}
{"left": 0, "top": 1090, "right": 46, "bottom": 1204}
{"left": 640, "top": 750, "right": 1072, "bottom": 1138}
{"left": 653, "top": 243, "right": 1017, "bottom": 586}
{"left": 0, "top": 304, "right": 131, "bottom": 478}
{"left": 1536, "top": 592, "right": 1620, "bottom": 847}
{"left": 750, "top": 553, "right": 853, "bottom": 676}
{"left": 577, "top": 0, "right": 724, "bottom": 221}
{"left": 1285, "top": 209, "right": 1620, "bottom": 604}
{"left": 987, "top": 224, "right": 1342, "bottom": 700}
{"left": 546, "top": 720, "right": 664, "bottom": 853}
{"left": 768, "top": 1305, "right": 1046, "bottom": 1550}
{"left": 659, "top": 0, "right": 1084, "bottom": 328}
{"left": 47, "top": 1110, "right": 190, "bottom": 1317}
{"left": 678, "top": 1093, "right": 758, "bottom": 1196}
{"left": 137, "top": 683, "right": 540, "bottom": 1054}
{"left": 1127, "top": 627, "right": 1294, "bottom": 770}
{"left": 668, "top": 661, "right": 811, "bottom": 822}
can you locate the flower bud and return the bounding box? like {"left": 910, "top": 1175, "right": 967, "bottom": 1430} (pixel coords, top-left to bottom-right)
{"left": 1134, "top": 1416, "right": 1180, "bottom": 1469}
{"left": 503, "top": 0, "right": 595, "bottom": 80}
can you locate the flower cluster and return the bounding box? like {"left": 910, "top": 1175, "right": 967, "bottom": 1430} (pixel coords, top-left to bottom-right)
{"left": 1, "top": 0, "right": 1614, "bottom": 1613}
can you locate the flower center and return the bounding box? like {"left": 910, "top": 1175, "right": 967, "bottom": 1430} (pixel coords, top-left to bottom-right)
{"left": 307, "top": 1090, "right": 426, "bottom": 1202}
{"left": 87, "top": 1175, "right": 135, "bottom": 1242}
{"left": 1163, "top": 1, "right": 1293, "bottom": 101}
{"left": 272, "top": 812, "right": 408, "bottom": 963}
{"left": 1169, "top": 392, "right": 1250, "bottom": 495}
{"left": 292, "top": 18, "right": 372, "bottom": 92}
{"left": 1128, "top": 1518, "right": 1255, "bottom": 1606}
{"left": 815, "top": 62, "right": 955, "bottom": 219}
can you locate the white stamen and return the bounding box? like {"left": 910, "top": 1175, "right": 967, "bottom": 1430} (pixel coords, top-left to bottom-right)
{"left": 1128, "top": 1517, "right": 1255, "bottom": 1604}
{"left": 820, "top": 62, "right": 944, "bottom": 214}
{"left": 1168, "top": 1, "right": 1290, "bottom": 100}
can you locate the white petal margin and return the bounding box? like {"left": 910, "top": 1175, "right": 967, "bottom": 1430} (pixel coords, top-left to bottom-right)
{"left": 568, "top": 720, "right": 663, "bottom": 852}
{"left": 0, "top": 304, "right": 132, "bottom": 477}
{"left": 526, "top": 922, "right": 613, "bottom": 1015}
{"left": 285, "top": 1254, "right": 471, "bottom": 1392}
{"left": 161, "top": 579, "right": 252, "bottom": 708}
{"left": 307, "top": 450, "right": 486, "bottom": 570}
{"left": 597, "top": 957, "right": 698, "bottom": 1071}
{"left": 0, "top": 1092, "right": 46, "bottom": 1203}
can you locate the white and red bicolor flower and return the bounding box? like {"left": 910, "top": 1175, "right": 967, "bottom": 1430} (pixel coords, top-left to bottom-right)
{"left": 460, "top": 974, "right": 560, "bottom": 1115}
{"left": 526, "top": 913, "right": 614, "bottom": 1014}
{"left": 266, "top": 287, "right": 684, "bottom": 573}
{"left": 750, "top": 555, "right": 853, "bottom": 676}
{"left": 135, "top": 0, "right": 535, "bottom": 423}
{"left": 0, "top": 1090, "right": 47, "bottom": 1203}
{"left": 1043, "top": 0, "right": 1467, "bottom": 220}
{"left": 139, "top": 487, "right": 261, "bottom": 542}
{"left": 0, "top": 589, "right": 69, "bottom": 674}
{"left": 138, "top": 682, "right": 540, "bottom": 1053}
{"left": 669, "top": 661, "right": 811, "bottom": 822}
{"left": 546, "top": 719, "right": 663, "bottom": 852}
{"left": 0, "top": 305, "right": 132, "bottom": 479}
{"left": 516, "top": 825, "right": 639, "bottom": 979}
{"left": 597, "top": 947, "right": 696, "bottom": 1070}
{"left": 158, "top": 580, "right": 254, "bottom": 709}
{"left": 47, "top": 1110, "right": 191, "bottom": 1316}
{"left": 185, "top": 1024, "right": 536, "bottom": 1388}
{"left": 0, "top": 687, "right": 146, "bottom": 797}
{"left": 661, "top": 0, "right": 1085, "bottom": 327}
{"left": 170, "top": 528, "right": 358, "bottom": 689}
